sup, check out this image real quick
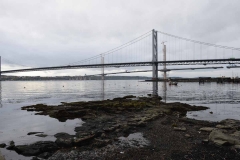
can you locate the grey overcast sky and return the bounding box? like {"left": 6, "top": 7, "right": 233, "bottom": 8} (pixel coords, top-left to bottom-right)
{"left": 0, "top": 0, "right": 240, "bottom": 77}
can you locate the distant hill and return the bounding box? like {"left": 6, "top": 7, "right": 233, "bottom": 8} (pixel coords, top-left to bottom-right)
{"left": 0, "top": 75, "right": 151, "bottom": 81}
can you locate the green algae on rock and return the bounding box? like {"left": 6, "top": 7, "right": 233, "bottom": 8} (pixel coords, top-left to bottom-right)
{"left": 21, "top": 96, "right": 208, "bottom": 122}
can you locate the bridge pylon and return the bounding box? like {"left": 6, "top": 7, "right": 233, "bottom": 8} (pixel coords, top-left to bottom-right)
{"left": 152, "top": 29, "right": 158, "bottom": 97}
{"left": 162, "top": 43, "right": 167, "bottom": 81}
{"left": 0, "top": 56, "right": 1, "bottom": 81}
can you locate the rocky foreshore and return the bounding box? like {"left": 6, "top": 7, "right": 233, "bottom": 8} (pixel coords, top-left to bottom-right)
{"left": 2, "top": 95, "right": 240, "bottom": 159}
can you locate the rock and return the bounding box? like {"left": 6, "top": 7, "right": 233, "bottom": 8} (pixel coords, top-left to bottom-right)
{"left": 35, "top": 134, "right": 48, "bottom": 137}
{"left": 199, "top": 127, "right": 215, "bottom": 132}
{"left": 38, "top": 152, "right": 52, "bottom": 159}
{"left": 173, "top": 127, "right": 186, "bottom": 131}
{"left": 202, "top": 139, "right": 209, "bottom": 144}
{"left": 54, "top": 132, "right": 74, "bottom": 147}
{"left": 103, "top": 127, "right": 115, "bottom": 132}
{"left": 231, "top": 131, "right": 240, "bottom": 137}
{"left": 74, "top": 133, "right": 95, "bottom": 146}
{"left": 0, "top": 143, "right": 6, "bottom": 148}
{"left": 209, "top": 130, "right": 240, "bottom": 146}
{"left": 216, "top": 125, "right": 233, "bottom": 130}
{"left": 55, "top": 137, "right": 73, "bottom": 148}
{"left": 214, "top": 139, "right": 230, "bottom": 146}
{"left": 27, "top": 132, "right": 44, "bottom": 135}
{"left": 9, "top": 141, "right": 14, "bottom": 146}
{"left": 92, "top": 138, "right": 111, "bottom": 148}
{"left": 185, "top": 134, "right": 191, "bottom": 137}
{"left": 220, "top": 119, "right": 240, "bottom": 129}
{"left": 234, "top": 145, "right": 240, "bottom": 149}
{"left": 137, "top": 121, "right": 147, "bottom": 127}
{"left": 209, "top": 111, "right": 213, "bottom": 114}
{"left": 14, "top": 141, "right": 58, "bottom": 156}
{"left": 101, "top": 133, "right": 107, "bottom": 138}
{"left": 54, "top": 132, "right": 72, "bottom": 138}
{"left": 123, "top": 95, "right": 136, "bottom": 99}
{"left": 6, "top": 141, "right": 15, "bottom": 150}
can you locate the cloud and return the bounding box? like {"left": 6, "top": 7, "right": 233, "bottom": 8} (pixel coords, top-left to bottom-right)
{"left": 0, "top": 0, "right": 239, "bottom": 77}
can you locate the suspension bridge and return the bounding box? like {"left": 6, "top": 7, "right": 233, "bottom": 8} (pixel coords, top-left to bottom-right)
{"left": 1, "top": 29, "right": 240, "bottom": 96}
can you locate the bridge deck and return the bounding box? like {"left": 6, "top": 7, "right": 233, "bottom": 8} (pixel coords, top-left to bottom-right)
{"left": 1, "top": 59, "right": 240, "bottom": 74}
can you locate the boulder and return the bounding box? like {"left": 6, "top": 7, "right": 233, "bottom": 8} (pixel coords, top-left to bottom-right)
{"left": 215, "top": 125, "right": 233, "bottom": 130}
{"left": 92, "top": 138, "right": 111, "bottom": 148}
{"left": 54, "top": 132, "right": 74, "bottom": 147}
{"left": 185, "top": 134, "right": 191, "bottom": 137}
{"left": 0, "top": 143, "right": 6, "bottom": 148}
{"left": 209, "top": 130, "right": 240, "bottom": 146}
{"left": 35, "top": 134, "right": 48, "bottom": 137}
{"left": 199, "top": 127, "right": 215, "bottom": 132}
{"left": 231, "top": 131, "right": 240, "bottom": 137}
{"left": 173, "top": 127, "right": 186, "bottom": 131}
{"left": 55, "top": 137, "right": 73, "bottom": 148}
{"left": 6, "top": 141, "right": 15, "bottom": 150}
{"left": 202, "top": 139, "right": 209, "bottom": 144}
{"left": 234, "top": 145, "right": 240, "bottom": 149}
{"left": 54, "top": 132, "right": 72, "bottom": 138}
{"left": 14, "top": 141, "right": 58, "bottom": 156}
{"left": 123, "top": 95, "right": 136, "bottom": 99}
{"left": 74, "top": 132, "right": 95, "bottom": 146}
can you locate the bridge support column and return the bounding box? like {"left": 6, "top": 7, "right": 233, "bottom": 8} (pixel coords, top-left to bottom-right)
{"left": 101, "top": 54, "right": 105, "bottom": 100}
{"left": 0, "top": 56, "right": 1, "bottom": 81}
{"left": 163, "top": 44, "right": 167, "bottom": 81}
{"left": 101, "top": 54, "right": 104, "bottom": 81}
{"left": 152, "top": 30, "right": 158, "bottom": 97}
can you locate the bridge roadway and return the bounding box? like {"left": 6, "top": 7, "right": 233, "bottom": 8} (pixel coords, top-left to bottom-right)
{"left": 1, "top": 58, "right": 239, "bottom": 74}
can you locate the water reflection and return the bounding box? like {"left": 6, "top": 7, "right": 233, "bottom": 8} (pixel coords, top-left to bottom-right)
{"left": 162, "top": 81, "right": 167, "bottom": 103}
{"left": 0, "top": 81, "right": 2, "bottom": 108}
{"left": 101, "top": 79, "right": 105, "bottom": 100}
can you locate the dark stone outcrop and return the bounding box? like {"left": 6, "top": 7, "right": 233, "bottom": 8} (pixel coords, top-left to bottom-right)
{"left": 13, "top": 141, "right": 58, "bottom": 156}
{"left": 0, "top": 143, "right": 6, "bottom": 148}
{"left": 19, "top": 96, "right": 210, "bottom": 159}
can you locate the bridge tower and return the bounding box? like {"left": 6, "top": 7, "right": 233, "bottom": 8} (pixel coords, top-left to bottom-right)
{"left": 0, "top": 56, "right": 1, "bottom": 81}
{"left": 101, "top": 54, "right": 104, "bottom": 81}
{"left": 162, "top": 43, "right": 167, "bottom": 80}
{"left": 101, "top": 54, "right": 105, "bottom": 100}
{"left": 152, "top": 29, "right": 158, "bottom": 97}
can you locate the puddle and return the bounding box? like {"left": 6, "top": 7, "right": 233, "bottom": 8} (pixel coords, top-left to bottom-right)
{"left": 118, "top": 132, "right": 149, "bottom": 148}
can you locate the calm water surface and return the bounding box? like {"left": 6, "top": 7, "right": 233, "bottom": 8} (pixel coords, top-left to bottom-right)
{"left": 0, "top": 80, "right": 240, "bottom": 159}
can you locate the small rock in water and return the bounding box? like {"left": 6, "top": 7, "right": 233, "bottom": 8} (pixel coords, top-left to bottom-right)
{"left": 209, "top": 111, "right": 213, "bottom": 114}
{"left": 28, "top": 132, "right": 44, "bottom": 135}
{"left": 35, "top": 134, "right": 48, "bottom": 137}
{"left": 9, "top": 141, "right": 14, "bottom": 146}
{"left": 0, "top": 143, "right": 6, "bottom": 148}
